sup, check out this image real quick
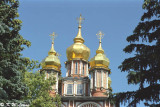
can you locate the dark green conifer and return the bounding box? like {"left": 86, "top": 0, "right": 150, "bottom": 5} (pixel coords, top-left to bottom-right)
{"left": 0, "top": 0, "right": 31, "bottom": 103}
{"left": 117, "top": 0, "right": 160, "bottom": 106}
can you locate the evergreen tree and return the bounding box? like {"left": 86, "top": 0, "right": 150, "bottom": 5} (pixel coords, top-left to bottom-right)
{"left": 117, "top": 0, "right": 160, "bottom": 106}
{"left": 0, "top": 0, "right": 31, "bottom": 104}
{"left": 0, "top": 0, "right": 61, "bottom": 106}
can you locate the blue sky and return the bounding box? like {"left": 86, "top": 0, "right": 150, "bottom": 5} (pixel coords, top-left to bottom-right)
{"left": 19, "top": 0, "right": 144, "bottom": 106}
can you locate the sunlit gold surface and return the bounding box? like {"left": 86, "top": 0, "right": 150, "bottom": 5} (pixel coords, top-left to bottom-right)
{"left": 66, "top": 15, "right": 90, "bottom": 61}
{"left": 90, "top": 31, "right": 109, "bottom": 70}
{"left": 41, "top": 50, "right": 61, "bottom": 71}
{"left": 41, "top": 33, "right": 61, "bottom": 71}
{"left": 108, "top": 77, "right": 112, "bottom": 90}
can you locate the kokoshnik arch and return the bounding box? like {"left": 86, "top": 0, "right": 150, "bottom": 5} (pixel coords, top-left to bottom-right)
{"left": 41, "top": 15, "right": 113, "bottom": 107}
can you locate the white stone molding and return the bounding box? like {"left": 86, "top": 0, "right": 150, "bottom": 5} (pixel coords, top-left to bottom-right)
{"left": 90, "top": 89, "right": 92, "bottom": 96}
{"left": 66, "top": 64, "right": 68, "bottom": 76}
{"left": 66, "top": 72, "right": 68, "bottom": 77}
{"left": 105, "top": 100, "right": 106, "bottom": 107}
{"left": 78, "top": 102, "right": 101, "bottom": 107}
{"left": 64, "top": 82, "right": 66, "bottom": 95}
{"left": 74, "top": 81, "right": 77, "bottom": 96}
{"left": 73, "top": 100, "right": 75, "bottom": 107}
{"left": 106, "top": 72, "right": 108, "bottom": 89}
{"left": 80, "top": 61, "right": 82, "bottom": 75}
{"left": 95, "top": 70, "right": 97, "bottom": 88}
{"left": 86, "top": 63, "right": 89, "bottom": 77}
{"left": 91, "top": 72, "right": 93, "bottom": 89}
{"left": 71, "top": 61, "right": 73, "bottom": 74}
{"left": 101, "top": 70, "right": 103, "bottom": 87}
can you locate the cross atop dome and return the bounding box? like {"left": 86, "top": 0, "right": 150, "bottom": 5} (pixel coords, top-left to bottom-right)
{"left": 77, "top": 14, "right": 84, "bottom": 27}
{"left": 96, "top": 31, "right": 104, "bottom": 43}
{"left": 50, "top": 32, "right": 57, "bottom": 44}
{"left": 96, "top": 31, "right": 105, "bottom": 54}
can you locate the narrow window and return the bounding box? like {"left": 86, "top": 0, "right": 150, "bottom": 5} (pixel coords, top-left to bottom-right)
{"left": 69, "top": 65, "right": 71, "bottom": 75}
{"left": 67, "top": 84, "right": 73, "bottom": 94}
{"left": 77, "top": 84, "right": 83, "bottom": 95}
{"left": 75, "top": 62, "right": 78, "bottom": 74}
{"left": 83, "top": 63, "right": 85, "bottom": 75}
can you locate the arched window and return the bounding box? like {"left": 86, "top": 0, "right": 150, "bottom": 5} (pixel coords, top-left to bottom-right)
{"left": 78, "top": 102, "right": 101, "bottom": 107}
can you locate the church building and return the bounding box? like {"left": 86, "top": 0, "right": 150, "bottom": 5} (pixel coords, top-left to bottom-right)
{"left": 41, "top": 15, "right": 113, "bottom": 107}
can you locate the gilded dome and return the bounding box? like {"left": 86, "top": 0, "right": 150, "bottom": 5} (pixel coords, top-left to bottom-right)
{"left": 89, "top": 31, "right": 110, "bottom": 70}
{"left": 66, "top": 15, "right": 90, "bottom": 61}
{"left": 41, "top": 37, "right": 61, "bottom": 71}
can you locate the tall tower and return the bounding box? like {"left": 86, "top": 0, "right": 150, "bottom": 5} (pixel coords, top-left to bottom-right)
{"left": 61, "top": 14, "right": 90, "bottom": 98}
{"left": 89, "top": 31, "right": 112, "bottom": 97}
{"left": 41, "top": 32, "right": 61, "bottom": 96}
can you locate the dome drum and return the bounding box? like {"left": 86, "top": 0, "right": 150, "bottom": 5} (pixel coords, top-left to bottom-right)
{"left": 65, "top": 58, "right": 89, "bottom": 65}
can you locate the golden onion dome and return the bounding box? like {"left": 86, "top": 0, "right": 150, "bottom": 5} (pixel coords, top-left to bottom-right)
{"left": 41, "top": 33, "right": 61, "bottom": 71}
{"left": 66, "top": 15, "right": 90, "bottom": 61}
{"left": 89, "top": 31, "right": 110, "bottom": 70}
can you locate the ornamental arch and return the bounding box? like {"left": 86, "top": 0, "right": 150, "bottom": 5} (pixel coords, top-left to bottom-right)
{"left": 78, "top": 102, "right": 101, "bottom": 107}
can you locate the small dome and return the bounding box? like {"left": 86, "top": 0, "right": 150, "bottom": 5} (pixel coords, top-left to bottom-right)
{"left": 90, "top": 53, "right": 109, "bottom": 69}
{"left": 41, "top": 43, "right": 61, "bottom": 71}
{"left": 89, "top": 32, "right": 110, "bottom": 70}
{"left": 66, "top": 15, "right": 90, "bottom": 61}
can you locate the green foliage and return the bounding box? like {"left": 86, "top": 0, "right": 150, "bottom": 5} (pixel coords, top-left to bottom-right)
{"left": 107, "top": 92, "right": 119, "bottom": 107}
{"left": 0, "top": 1, "right": 61, "bottom": 106}
{"left": 117, "top": 0, "right": 160, "bottom": 106}
{"left": 0, "top": 0, "right": 31, "bottom": 103}
{"left": 23, "top": 71, "right": 61, "bottom": 107}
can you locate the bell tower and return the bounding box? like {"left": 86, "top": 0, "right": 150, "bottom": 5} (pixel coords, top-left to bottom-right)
{"left": 89, "top": 31, "right": 112, "bottom": 97}
{"left": 41, "top": 32, "right": 61, "bottom": 96}
{"left": 65, "top": 14, "right": 90, "bottom": 78}
{"left": 62, "top": 15, "right": 90, "bottom": 97}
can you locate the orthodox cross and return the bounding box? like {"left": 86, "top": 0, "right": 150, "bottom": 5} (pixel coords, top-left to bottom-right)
{"left": 77, "top": 14, "right": 84, "bottom": 26}
{"left": 96, "top": 31, "right": 104, "bottom": 42}
{"left": 50, "top": 32, "right": 57, "bottom": 44}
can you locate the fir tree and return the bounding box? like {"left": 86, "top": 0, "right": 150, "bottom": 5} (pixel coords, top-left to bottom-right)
{"left": 0, "top": 0, "right": 62, "bottom": 106}
{"left": 117, "top": 0, "right": 160, "bottom": 106}
{"left": 0, "top": 0, "right": 31, "bottom": 103}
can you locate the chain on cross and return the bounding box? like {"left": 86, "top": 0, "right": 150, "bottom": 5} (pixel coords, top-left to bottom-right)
{"left": 50, "top": 32, "right": 57, "bottom": 43}
{"left": 77, "top": 14, "right": 85, "bottom": 26}
{"left": 96, "top": 31, "right": 104, "bottom": 42}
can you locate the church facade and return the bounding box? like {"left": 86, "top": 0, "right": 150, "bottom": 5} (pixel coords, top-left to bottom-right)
{"left": 41, "top": 15, "right": 113, "bottom": 107}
